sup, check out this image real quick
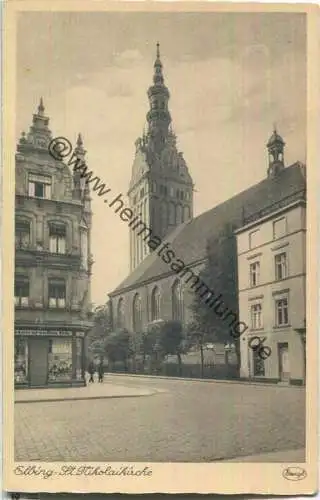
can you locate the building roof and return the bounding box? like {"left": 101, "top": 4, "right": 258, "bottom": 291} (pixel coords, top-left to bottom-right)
{"left": 110, "top": 163, "right": 306, "bottom": 297}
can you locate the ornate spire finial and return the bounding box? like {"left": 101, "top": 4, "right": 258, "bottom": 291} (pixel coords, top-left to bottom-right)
{"left": 38, "top": 97, "right": 45, "bottom": 116}
{"left": 77, "top": 133, "right": 83, "bottom": 147}
{"left": 153, "top": 42, "right": 164, "bottom": 85}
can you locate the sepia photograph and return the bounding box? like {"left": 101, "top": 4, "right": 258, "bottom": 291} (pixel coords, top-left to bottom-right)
{"left": 3, "top": 1, "right": 318, "bottom": 495}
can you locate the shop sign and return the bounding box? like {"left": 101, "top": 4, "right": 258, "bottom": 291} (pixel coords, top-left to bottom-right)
{"left": 15, "top": 330, "right": 73, "bottom": 337}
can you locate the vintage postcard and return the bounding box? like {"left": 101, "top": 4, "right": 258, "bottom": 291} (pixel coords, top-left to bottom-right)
{"left": 3, "top": 1, "right": 319, "bottom": 495}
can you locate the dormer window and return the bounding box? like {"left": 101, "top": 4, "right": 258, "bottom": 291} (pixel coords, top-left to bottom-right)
{"left": 28, "top": 173, "right": 52, "bottom": 199}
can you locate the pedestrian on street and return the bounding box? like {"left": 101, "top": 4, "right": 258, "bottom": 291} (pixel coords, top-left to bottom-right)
{"left": 88, "top": 360, "right": 95, "bottom": 383}
{"left": 98, "top": 360, "right": 104, "bottom": 383}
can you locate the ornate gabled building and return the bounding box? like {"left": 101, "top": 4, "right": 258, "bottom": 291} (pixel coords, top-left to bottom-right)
{"left": 14, "top": 100, "right": 93, "bottom": 388}
{"left": 128, "top": 43, "right": 194, "bottom": 271}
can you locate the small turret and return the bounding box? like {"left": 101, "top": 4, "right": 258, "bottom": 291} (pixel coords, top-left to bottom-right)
{"left": 267, "top": 127, "right": 285, "bottom": 178}
{"left": 18, "top": 98, "right": 52, "bottom": 151}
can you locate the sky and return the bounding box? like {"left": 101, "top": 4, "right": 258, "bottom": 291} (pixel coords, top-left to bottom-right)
{"left": 16, "top": 11, "right": 306, "bottom": 306}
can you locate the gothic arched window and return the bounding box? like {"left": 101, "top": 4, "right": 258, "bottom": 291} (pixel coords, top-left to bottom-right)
{"left": 160, "top": 202, "right": 167, "bottom": 235}
{"left": 172, "top": 280, "right": 184, "bottom": 322}
{"left": 151, "top": 286, "right": 161, "bottom": 321}
{"left": 183, "top": 206, "right": 191, "bottom": 222}
{"left": 132, "top": 293, "right": 142, "bottom": 332}
{"left": 117, "top": 298, "right": 124, "bottom": 329}
{"left": 168, "top": 203, "right": 175, "bottom": 225}
{"left": 176, "top": 204, "right": 182, "bottom": 225}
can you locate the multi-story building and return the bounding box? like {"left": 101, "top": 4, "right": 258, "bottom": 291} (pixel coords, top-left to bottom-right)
{"left": 236, "top": 130, "right": 306, "bottom": 384}
{"left": 14, "top": 99, "right": 93, "bottom": 388}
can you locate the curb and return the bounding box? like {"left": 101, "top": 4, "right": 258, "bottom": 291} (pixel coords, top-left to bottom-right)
{"left": 15, "top": 390, "right": 159, "bottom": 404}
{"left": 107, "top": 372, "right": 305, "bottom": 389}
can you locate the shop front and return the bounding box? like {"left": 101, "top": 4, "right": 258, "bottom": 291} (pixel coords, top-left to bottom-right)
{"left": 15, "top": 329, "right": 86, "bottom": 388}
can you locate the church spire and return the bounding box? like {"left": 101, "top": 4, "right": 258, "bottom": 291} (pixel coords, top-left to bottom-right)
{"left": 38, "top": 97, "right": 45, "bottom": 116}
{"left": 146, "top": 43, "right": 171, "bottom": 155}
{"left": 153, "top": 42, "right": 164, "bottom": 85}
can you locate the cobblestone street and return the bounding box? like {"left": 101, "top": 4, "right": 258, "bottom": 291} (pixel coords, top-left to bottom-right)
{"left": 15, "top": 375, "right": 305, "bottom": 462}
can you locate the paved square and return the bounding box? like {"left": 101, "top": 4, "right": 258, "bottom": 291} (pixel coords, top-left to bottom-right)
{"left": 15, "top": 376, "right": 305, "bottom": 462}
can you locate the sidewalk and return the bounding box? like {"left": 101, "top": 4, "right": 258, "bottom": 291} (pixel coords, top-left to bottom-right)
{"left": 15, "top": 381, "right": 161, "bottom": 403}
{"left": 223, "top": 448, "right": 305, "bottom": 463}
{"left": 108, "top": 372, "right": 305, "bottom": 389}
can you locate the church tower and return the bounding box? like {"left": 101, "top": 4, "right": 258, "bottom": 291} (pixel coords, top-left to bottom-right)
{"left": 128, "top": 44, "right": 194, "bottom": 271}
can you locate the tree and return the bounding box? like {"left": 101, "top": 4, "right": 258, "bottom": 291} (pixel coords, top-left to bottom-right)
{"left": 190, "top": 223, "right": 240, "bottom": 370}
{"left": 86, "top": 302, "right": 113, "bottom": 361}
{"left": 142, "top": 321, "right": 164, "bottom": 374}
{"left": 105, "top": 329, "right": 134, "bottom": 371}
{"left": 159, "top": 320, "right": 184, "bottom": 375}
{"left": 90, "top": 302, "right": 113, "bottom": 339}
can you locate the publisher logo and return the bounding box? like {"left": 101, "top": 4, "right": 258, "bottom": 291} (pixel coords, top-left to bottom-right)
{"left": 282, "top": 466, "right": 307, "bottom": 481}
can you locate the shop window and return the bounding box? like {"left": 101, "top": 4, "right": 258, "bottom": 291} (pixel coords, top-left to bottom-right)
{"left": 49, "top": 223, "right": 66, "bottom": 254}
{"left": 250, "top": 261, "right": 260, "bottom": 287}
{"left": 14, "top": 338, "right": 28, "bottom": 383}
{"left": 75, "top": 337, "right": 83, "bottom": 381}
{"left": 14, "top": 277, "right": 29, "bottom": 307}
{"left": 28, "top": 173, "right": 52, "bottom": 199}
{"left": 251, "top": 303, "right": 262, "bottom": 329}
{"left": 275, "top": 253, "right": 287, "bottom": 280}
{"left": 275, "top": 298, "right": 289, "bottom": 326}
{"left": 253, "top": 349, "right": 265, "bottom": 376}
{"left": 48, "top": 279, "right": 66, "bottom": 308}
{"left": 15, "top": 220, "right": 30, "bottom": 249}
{"left": 48, "top": 339, "right": 72, "bottom": 381}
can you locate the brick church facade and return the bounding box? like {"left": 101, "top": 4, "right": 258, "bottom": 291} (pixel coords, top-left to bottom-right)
{"left": 108, "top": 46, "right": 306, "bottom": 384}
